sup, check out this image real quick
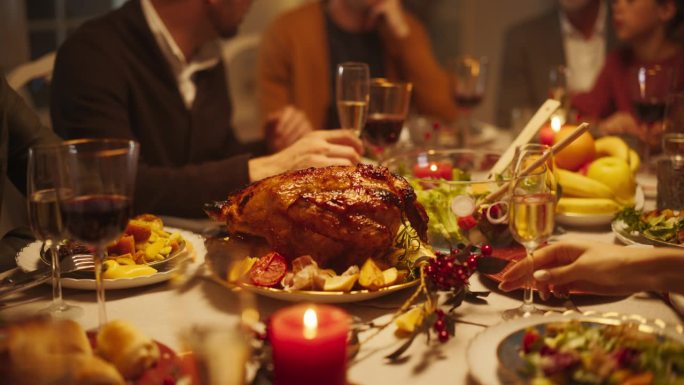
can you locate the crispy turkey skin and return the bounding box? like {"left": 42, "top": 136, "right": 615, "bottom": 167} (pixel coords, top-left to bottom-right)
{"left": 209, "top": 164, "right": 428, "bottom": 271}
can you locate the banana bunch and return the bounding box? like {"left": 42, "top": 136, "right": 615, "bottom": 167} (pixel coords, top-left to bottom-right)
{"left": 556, "top": 136, "right": 639, "bottom": 215}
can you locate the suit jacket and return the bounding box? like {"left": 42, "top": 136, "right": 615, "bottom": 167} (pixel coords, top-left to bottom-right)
{"left": 51, "top": 0, "right": 264, "bottom": 218}
{"left": 0, "top": 76, "right": 60, "bottom": 200}
{"left": 258, "top": 1, "right": 458, "bottom": 131}
{"left": 496, "top": 4, "right": 618, "bottom": 128}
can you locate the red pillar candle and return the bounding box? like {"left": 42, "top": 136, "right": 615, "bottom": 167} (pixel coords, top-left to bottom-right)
{"left": 413, "top": 162, "right": 453, "bottom": 180}
{"left": 271, "top": 304, "right": 350, "bottom": 385}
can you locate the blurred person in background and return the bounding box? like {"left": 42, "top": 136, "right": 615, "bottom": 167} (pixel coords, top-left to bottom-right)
{"left": 51, "top": 0, "right": 362, "bottom": 218}
{"left": 496, "top": 0, "right": 616, "bottom": 128}
{"left": 258, "top": 0, "right": 458, "bottom": 150}
{"left": 572, "top": 0, "right": 684, "bottom": 149}
{"left": 0, "top": 75, "right": 60, "bottom": 271}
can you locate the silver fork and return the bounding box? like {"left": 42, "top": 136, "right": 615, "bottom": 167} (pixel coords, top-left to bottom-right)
{"left": 0, "top": 254, "right": 95, "bottom": 299}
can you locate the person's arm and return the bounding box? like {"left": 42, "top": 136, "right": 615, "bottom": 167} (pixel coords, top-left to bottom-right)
{"left": 499, "top": 241, "right": 684, "bottom": 296}
{"left": 50, "top": 37, "right": 254, "bottom": 218}
{"left": 496, "top": 27, "right": 534, "bottom": 129}
{"left": 1, "top": 76, "right": 61, "bottom": 195}
{"left": 377, "top": 6, "right": 458, "bottom": 122}
{"left": 258, "top": 20, "right": 296, "bottom": 131}
{"left": 571, "top": 54, "right": 618, "bottom": 122}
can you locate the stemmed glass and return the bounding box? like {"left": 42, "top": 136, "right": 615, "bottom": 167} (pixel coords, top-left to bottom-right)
{"left": 336, "top": 62, "right": 370, "bottom": 136}
{"left": 502, "top": 148, "right": 557, "bottom": 320}
{"left": 362, "top": 78, "right": 412, "bottom": 163}
{"left": 27, "top": 143, "right": 83, "bottom": 318}
{"left": 55, "top": 139, "right": 139, "bottom": 328}
{"left": 630, "top": 64, "right": 673, "bottom": 168}
{"left": 549, "top": 65, "right": 570, "bottom": 125}
{"left": 451, "top": 55, "right": 488, "bottom": 145}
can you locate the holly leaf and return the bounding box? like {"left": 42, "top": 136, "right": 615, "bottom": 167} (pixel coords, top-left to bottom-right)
{"left": 444, "top": 314, "right": 457, "bottom": 336}
{"left": 464, "top": 291, "right": 488, "bottom": 305}
{"left": 385, "top": 313, "right": 435, "bottom": 362}
{"left": 469, "top": 290, "right": 490, "bottom": 298}
{"left": 445, "top": 288, "right": 466, "bottom": 308}
{"left": 476, "top": 256, "right": 509, "bottom": 274}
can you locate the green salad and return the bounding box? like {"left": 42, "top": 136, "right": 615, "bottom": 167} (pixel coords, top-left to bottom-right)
{"left": 520, "top": 321, "right": 684, "bottom": 385}
{"left": 617, "top": 208, "right": 684, "bottom": 245}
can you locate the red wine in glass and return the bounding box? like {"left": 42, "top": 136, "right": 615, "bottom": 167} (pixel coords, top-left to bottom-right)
{"left": 633, "top": 101, "right": 667, "bottom": 124}
{"left": 60, "top": 195, "right": 132, "bottom": 244}
{"left": 363, "top": 113, "right": 405, "bottom": 147}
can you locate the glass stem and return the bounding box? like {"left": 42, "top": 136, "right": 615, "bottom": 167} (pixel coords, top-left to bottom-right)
{"left": 521, "top": 248, "right": 536, "bottom": 313}
{"left": 95, "top": 245, "right": 107, "bottom": 328}
{"left": 48, "top": 240, "right": 64, "bottom": 309}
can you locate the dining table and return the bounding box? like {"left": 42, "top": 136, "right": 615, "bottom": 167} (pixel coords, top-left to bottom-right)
{"left": 1, "top": 128, "right": 681, "bottom": 385}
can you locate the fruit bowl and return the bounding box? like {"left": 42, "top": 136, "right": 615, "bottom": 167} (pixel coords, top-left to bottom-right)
{"left": 384, "top": 149, "right": 516, "bottom": 250}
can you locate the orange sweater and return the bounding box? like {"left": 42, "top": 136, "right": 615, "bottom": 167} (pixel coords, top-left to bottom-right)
{"left": 258, "top": 2, "right": 458, "bottom": 131}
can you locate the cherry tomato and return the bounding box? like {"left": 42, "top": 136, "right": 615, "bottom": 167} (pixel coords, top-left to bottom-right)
{"left": 249, "top": 252, "right": 288, "bottom": 287}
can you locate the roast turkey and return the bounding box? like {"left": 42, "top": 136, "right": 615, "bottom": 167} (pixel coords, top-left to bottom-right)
{"left": 207, "top": 164, "right": 428, "bottom": 271}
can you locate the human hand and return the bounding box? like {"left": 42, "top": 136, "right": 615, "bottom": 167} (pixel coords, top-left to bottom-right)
{"left": 249, "top": 129, "right": 364, "bottom": 181}
{"left": 598, "top": 112, "right": 642, "bottom": 138}
{"left": 265, "top": 106, "right": 314, "bottom": 152}
{"left": 498, "top": 241, "right": 644, "bottom": 298}
{"left": 367, "top": 0, "right": 409, "bottom": 38}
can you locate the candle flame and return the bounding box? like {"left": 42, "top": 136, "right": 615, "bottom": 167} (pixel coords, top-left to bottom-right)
{"left": 303, "top": 308, "right": 318, "bottom": 340}
{"left": 429, "top": 164, "right": 438, "bottom": 172}
{"left": 550, "top": 116, "right": 562, "bottom": 132}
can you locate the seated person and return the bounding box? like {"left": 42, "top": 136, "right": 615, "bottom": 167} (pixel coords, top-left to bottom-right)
{"left": 0, "top": 75, "right": 61, "bottom": 271}
{"left": 51, "top": 0, "right": 362, "bottom": 218}
{"left": 571, "top": 0, "right": 684, "bottom": 148}
{"left": 499, "top": 240, "right": 684, "bottom": 297}
{"left": 496, "top": 0, "right": 616, "bottom": 128}
{"left": 258, "top": 0, "right": 458, "bottom": 149}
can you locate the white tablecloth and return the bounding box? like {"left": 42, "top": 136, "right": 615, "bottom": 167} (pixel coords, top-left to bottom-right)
{"left": 1, "top": 221, "right": 681, "bottom": 385}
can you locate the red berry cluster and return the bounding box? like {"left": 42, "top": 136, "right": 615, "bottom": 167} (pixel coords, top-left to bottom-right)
{"left": 433, "top": 309, "right": 449, "bottom": 343}
{"left": 425, "top": 244, "right": 492, "bottom": 291}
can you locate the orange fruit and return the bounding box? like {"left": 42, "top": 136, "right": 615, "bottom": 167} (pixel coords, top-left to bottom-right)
{"left": 553, "top": 126, "right": 596, "bottom": 171}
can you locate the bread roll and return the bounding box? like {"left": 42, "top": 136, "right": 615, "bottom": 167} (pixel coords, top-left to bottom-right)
{"left": 96, "top": 320, "right": 160, "bottom": 379}
{"left": 0, "top": 319, "right": 124, "bottom": 385}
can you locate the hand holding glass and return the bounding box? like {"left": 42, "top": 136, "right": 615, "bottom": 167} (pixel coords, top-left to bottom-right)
{"left": 503, "top": 148, "right": 557, "bottom": 320}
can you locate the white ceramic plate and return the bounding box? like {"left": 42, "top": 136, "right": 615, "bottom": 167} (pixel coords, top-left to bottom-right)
{"left": 15, "top": 228, "right": 206, "bottom": 290}
{"left": 466, "top": 311, "right": 684, "bottom": 385}
{"left": 234, "top": 280, "right": 419, "bottom": 304}
{"left": 555, "top": 185, "right": 645, "bottom": 228}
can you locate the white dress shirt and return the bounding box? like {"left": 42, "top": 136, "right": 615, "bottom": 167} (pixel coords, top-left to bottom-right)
{"left": 141, "top": 0, "right": 222, "bottom": 109}
{"left": 559, "top": 1, "right": 607, "bottom": 93}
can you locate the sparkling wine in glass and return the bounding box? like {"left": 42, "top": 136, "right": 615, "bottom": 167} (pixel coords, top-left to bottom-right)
{"left": 502, "top": 149, "right": 557, "bottom": 320}
{"left": 56, "top": 139, "right": 139, "bottom": 328}
{"left": 451, "top": 55, "right": 488, "bottom": 145}
{"left": 336, "top": 62, "right": 369, "bottom": 136}
{"left": 362, "top": 78, "right": 412, "bottom": 163}
{"left": 27, "top": 144, "right": 83, "bottom": 318}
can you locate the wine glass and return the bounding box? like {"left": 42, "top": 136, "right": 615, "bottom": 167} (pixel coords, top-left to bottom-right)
{"left": 336, "top": 62, "right": 370, "bottom": 136}
{"left": 451, "top": 55, "right": 488, "bottom": 146}
{"left": 362, "top": 78, "right": 412, "bottom": 163}
{"left": 502, "top": 148, "right": 557, "bottom": 320}
{"left": 630, "top": 64, "right": 673, "bottom": 168}
{"left": 548, "top": 65, "right": 569, "bottom": 126}
{"left": 27, "top": 143, "right": 83, "bottom": 319}
{"left": 55, "top": 138, "right": 139, "bottom": 328}
{"left": 663, "top": 92, "right": 684, "bottom": 169}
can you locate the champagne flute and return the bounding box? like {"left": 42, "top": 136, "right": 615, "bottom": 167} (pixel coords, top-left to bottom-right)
{"left": 502, "top": 149, "right": 556, "bottom": 320}
{"left": 363, "top": 78, "right": 412, "bottom": 163}
{"left": 56, "top": 138, "right": 139, "bottom": 328}
{"left": 27, "top": 143, "right": 83, "bottom": 318}
{"left": 336, "top": 62, "right": 370, "bottom": 136}
{"left": 451, "top": 55, "right": 488, "bottom": 145}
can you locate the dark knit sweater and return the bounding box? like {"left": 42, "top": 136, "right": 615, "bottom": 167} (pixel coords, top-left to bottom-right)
{"left": 51, "top": 0, "right": 264, "bottom": 218}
